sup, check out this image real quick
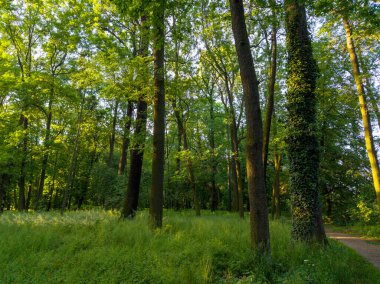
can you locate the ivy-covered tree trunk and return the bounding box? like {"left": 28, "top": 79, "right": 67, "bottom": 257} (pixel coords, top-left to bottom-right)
{"left": 342, "top": 17, "right": 380, "bottom": 211}
{"left": 284, "top": 0, "right": 326, "bottom": 244}
{"left": 149, "top": 0, "right": 166, "bottom": 229}
{"left": 229, "top": 0, "right": 270, "bottom": 252}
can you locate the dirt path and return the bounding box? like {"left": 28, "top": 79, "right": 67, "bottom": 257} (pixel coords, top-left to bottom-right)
{"left": 327, "top": 231, "right": 380, "bottom": 270}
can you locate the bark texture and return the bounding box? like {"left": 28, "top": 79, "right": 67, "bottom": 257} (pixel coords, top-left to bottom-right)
{"left": 121, "top": 15, "right": 149, "bottom": 219}
{"left": 343, "top": 17, "right": 380, "bottom": 210}
{"left": 229, "top": 0, "right": 270, "bottom": 252}
{"left": 263, "top": 22, "right": 277, "bottom": 179}
{"left": 150, "top": 0, "right": 166, "bottom": 229}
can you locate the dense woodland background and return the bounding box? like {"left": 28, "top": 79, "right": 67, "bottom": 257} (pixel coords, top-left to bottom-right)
{"left": 0, "top": 0, "right": 379, "bottom": 235}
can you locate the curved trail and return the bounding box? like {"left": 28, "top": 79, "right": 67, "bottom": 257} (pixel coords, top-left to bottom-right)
{"left": 327, "top": 231, "right": 380, "bottom": 270}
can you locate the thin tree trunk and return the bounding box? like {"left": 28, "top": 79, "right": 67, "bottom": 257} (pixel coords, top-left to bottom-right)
{"left": 61, "top": 93, "right": 84, "bottom": 215}
{"left": 357, "top": 50, "right": 380, "bottom": 131}
{"left": 183, "top": 127, "right": 201, "bottom": 216}
{"left": 209, "top": 95, "right": 218, "bottom": 211}
{"left": 149, "top": 0, "right": 166, "bottom": 229}
{"left": 343, "top": 17, "right": 380, "bottom": 210}
{"left": 226, "top": 142, "right": 232, "bottom": 212}
{"left": 271, "top": 114, "right": 281, "bottom": 219}
{"left": 46, "top": 155, "right": 57, "bottom": 211}
{"left": 263, "top": 22, "right": 277, "bottom": 179}
{"left": 18, "top": 114, "right": 28, "bottom": 211}
{"left": 108, "top": 100, "right": 119, "bottom": 168}
{"left": 118, "top": 29, "right": 137, "bottom": 176}
{"left": 36, "top": 98, "right": 53, "bottom": 209}
{"left": 118, "top": 102, "right": 133, "bottom": 175}
{"left": 226, "top": 89, "right": 244, "bottom": 218}
{"left": 230, "top": 0, "right": 270, "bottom": 252}
{"left": 222, "top": 97, "right": 239, "bottom": 212}
{"left": 77, "top": 148, "right": 96, "bottom": 210}
{"left": 271, "top": 147, "right": 281, "bottom": 220}
{"left": 25, "top": 184, "right": 32, "bottom": 211}
{"left": 0, "top": 174, "right": 6, "bottom": 213}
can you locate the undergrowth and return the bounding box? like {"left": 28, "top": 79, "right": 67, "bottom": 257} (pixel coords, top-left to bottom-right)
{"left": 0, "top": 210, "right": 379, "bottom": 283}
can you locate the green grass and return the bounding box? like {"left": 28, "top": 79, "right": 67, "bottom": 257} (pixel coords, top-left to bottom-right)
{"left": 0, "top": 210, "right": 379, "bottom": 283}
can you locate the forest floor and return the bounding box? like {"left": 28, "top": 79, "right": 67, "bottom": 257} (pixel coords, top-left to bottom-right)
{"left": 326, "top": 230, "right": 380, "bottom": 270}
{"left": 1, "top": 211, "right": 380, "bottom": 283}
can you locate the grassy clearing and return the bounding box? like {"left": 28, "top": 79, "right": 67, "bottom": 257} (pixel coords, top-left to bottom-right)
{"left": 0, "top": 210, "right": 379, "bottom": 283}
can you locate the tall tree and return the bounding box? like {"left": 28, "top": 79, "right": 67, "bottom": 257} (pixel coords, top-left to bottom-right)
{"left": 284, "top": 0, "right": 326, "bottom": 243}
{"left": 229, "top": 0, "right": 270, "bottom": 252}
{"left": 262, "top": 1, "right": 278, "bottom": 180}
{"left": 342, "top": 17, "right": 380, "bottom": 211}
{"left": 149, "top": 0, "right": 166, "bottom": 229}
{"left": 121, "top": 15, "right": 150, "bottom": 219}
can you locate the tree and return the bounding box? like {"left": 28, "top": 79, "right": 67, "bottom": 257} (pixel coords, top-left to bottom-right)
{"left": 121, "top": 14, "right": 150, "bottom": 219}
{"left": 229, "top": 0, "right": 270, "bottom": 252}
{"left": 342, "top": 17, "right": 380, "bottom": 212}
{"left": 284, "top": 0, "right": 326, "bottom": 243}
{"left": 149, "top": 0, "right": 166, "bottom": 229}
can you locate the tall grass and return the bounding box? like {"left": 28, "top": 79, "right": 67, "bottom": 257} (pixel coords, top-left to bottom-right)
{"left": 0, "top": 210, "right": 379, "bottom": 283}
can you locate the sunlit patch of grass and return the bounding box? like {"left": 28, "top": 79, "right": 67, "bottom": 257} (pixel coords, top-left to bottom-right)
{"left": 335, "top": 224, "right": 380, "bottom": 240}
{"left": 0, "top": 210, "right": 379, "bottom": 283}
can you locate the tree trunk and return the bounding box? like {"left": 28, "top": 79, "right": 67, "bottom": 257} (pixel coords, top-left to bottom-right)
{"left": 226, "top": 144, "right": 232, "bottom": 212}
{"left": 357, "top": 49, "right": 380, "bottom": 135}
{"left": 226, "top": 89, "right": 244, "bottom": 219}
{"left": 122, "top": 99, "right": 147, "bottom": 218}
{"left": 263, "top": 21, "right": 277, "bottom": 179}
{"left": 183, "top": 127, "right": 201, "bottom": 216}
{"left": 0, "top": 174, "right": 7, "bottom": 213}
{"left": 61, "top": 93, "right": 84, "bottom": 215}
{"left": 18, "top": 114, "right": 28, "bottom": 211}
{"left": 229, "top": 0, "right": 270, "bottom": 252}
{"left": 149, "top": 0, "right": 166, "bottom": 229}
{"left": 271, "top": 145, "right": 281, "bottom": 220}
{"left": 108, "top": 100, "right": 119, "bottom": 168}
{"left": 46, "top": 146, "right": 58, "bottom": 211}
{"left": 284, "top": 0, "right": 326, "bottom": 244}
{"left": 209, "top": 95, "right": 218, "bottom": 212}
{"left": 118, "top": 102, "right": 134, "bottom": 175}
{"left": 77, "top": 148, "right": 96, "bottom": 210}
{"left": 118, "top": 28, "right": 138, "bottom": 176}
{"left": 121, "top": 15, "right": 149, "bottom": 219}
{"left": 36, "top": 98, "right": 53, "bottom": 209}
{"left": 343, "top": 17, "right": 380, "bottom": 211}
